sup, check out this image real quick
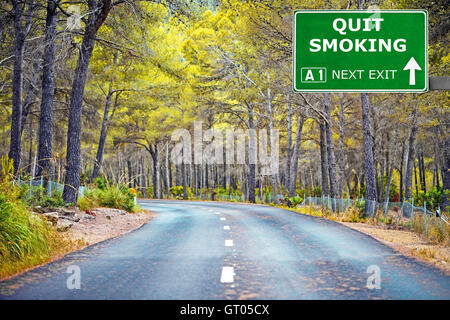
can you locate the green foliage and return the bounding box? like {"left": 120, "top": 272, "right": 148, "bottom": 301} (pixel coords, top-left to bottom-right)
{"left": 95, "top": 175, "right": 107, "bottom": 190}
{"left": 355, "top": 199, "right": 365, "bottom": 214}
{"left": 414, "top": 186, "right": 444, "bottom": 210}
{"left": 215, "top": 187, "right": 228, "bottom": 195}
{"left": 147, "top": 186, "right": 154, "bottom": 198}
{"left": 17, "top": 182, "right": 65, "bottom": 208}
{"left": 78, "top": 185, "right": 138, "bottom": 212}
{"left": 294, "top": 187, "right": 321, "bottom": 197}
{"left": 284, "top": 195, "right": 303, "bottom": 207}
{"left": 169, "top": 186, "right": 184, "bottom": 199}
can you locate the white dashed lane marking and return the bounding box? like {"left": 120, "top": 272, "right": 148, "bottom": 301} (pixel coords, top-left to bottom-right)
{"left": 220, "top": 267, "right": 235, "bottom": 283}
{"left": 225, "top": 239, "right": 234, "bottom": 247}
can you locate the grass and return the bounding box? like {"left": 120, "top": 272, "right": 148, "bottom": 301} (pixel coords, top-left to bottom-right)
{"left": 77, "top": 185, "right": 140, "bottom": 213}
{"left": 0, "top": 156, "right": 79, "bottom": 279}
{"left": 274, "top": 201, "right": 449, "bottom": 246}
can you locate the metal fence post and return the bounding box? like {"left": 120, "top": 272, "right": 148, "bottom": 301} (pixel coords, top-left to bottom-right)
{"left": 410, "top": 198, "right": 414, "bottom": 230}
{"left": 423, "top": 201, "right": 428, "bottom": 237}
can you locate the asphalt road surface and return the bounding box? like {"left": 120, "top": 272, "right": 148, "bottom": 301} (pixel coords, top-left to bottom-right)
{"left": 1, "top": 200, "right": 449, "bottom": 299}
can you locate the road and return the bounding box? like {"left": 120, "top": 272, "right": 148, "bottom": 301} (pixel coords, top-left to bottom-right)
{"left": 1, "top": 200, "right": 449, "bottom": 299}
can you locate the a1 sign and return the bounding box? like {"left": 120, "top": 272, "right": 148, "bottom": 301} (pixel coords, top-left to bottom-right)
{"left": 293, "top": 10, "right": 428, "bottom": 92}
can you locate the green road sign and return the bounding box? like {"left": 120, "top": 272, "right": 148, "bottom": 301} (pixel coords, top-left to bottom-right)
{"left": 293, "top": 10, "right": 428, "bottom": 92}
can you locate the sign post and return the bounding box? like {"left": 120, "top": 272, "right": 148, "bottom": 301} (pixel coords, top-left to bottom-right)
{"left": 293, "top": 10, "right": 428, "bottom": 92}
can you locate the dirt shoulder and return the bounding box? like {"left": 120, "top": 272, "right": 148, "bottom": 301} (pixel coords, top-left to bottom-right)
{"left": 339, "top": 221, "right": 450, "bottom": 275}
{"left": 66, "top": 208, "right": 153, "bottom": 247}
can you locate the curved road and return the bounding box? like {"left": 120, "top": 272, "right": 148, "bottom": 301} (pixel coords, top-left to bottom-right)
{"left": 1, "top": 200, "right": 449, "bottom": 299}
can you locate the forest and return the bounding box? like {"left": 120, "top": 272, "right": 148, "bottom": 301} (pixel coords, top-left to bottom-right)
{"left": 0, "top": 0, "right": 449, "bottom": 213}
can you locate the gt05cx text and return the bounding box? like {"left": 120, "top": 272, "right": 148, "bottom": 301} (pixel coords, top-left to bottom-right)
{"left": 224, "top": 305, "right": 269, "bottom": 315}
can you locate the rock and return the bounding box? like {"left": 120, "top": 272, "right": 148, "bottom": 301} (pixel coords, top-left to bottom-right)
{"left": 53, "top": 207, "right": 80, "bottom": 222}
{"left": 85, "top": 210, "right": 97, "bottom": 216}
{"left": 57, "top": 207, "right": 77, "bottom": 216}
{"left": 57, "top": 220, "right": 73, "bottom": 232}
{"left": 82, "top": 214, "right": 95, "bottom": 222}
{"left": 106, "top": 215, "right": 112, "bottom": 220}
{"left": 33, "top": 206, "right": 56, "bottom": 214}
{"left": 34, "top": 206, "right": 44, "bottom": 213}
{"left": 59, "top": 214, "right": 80, "bottom": 223}
{"left": 42, "top": 212, "right": 59, "bottom": 226}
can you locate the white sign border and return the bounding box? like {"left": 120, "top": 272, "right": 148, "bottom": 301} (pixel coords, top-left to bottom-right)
{"left": 292, "top": 10, "right": 429, "bottom": 93}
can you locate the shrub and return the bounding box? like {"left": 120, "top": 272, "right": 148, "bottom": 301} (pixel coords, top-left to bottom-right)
{"left": 169, "top": 186, "right": 184, "bottom": 199}
{"left": 95, "top": 175, "right": 107, "bottom": 190}
{"left": 284, "top": 195, "right": 303, "bottom": 207}
{"left": 77, "top": 185, "right": 138, "bottom": 212}
{"left": 414, "top": 187, "right": 444, "bottom": 210}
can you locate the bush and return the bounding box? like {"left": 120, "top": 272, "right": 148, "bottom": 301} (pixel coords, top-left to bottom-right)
{"left": 414, "top": 186, "right": 444, "bottom": 210}
{"left": 95, "top": 175, "right": 107, "bottom": 190}
{"left": 283, "top": 195, "right": 303, "bottom": 207}
{"left": 77, "top": 185, "right": 138, "bottom": 212}
{"left": 342, "top": 207, "right": 365, "bottom": 223}
{"left": 169, "top": 186, "right": 184, "bottom": 199}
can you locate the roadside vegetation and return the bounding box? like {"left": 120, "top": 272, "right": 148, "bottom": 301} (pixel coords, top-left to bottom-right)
{"left": 0, "top": 157, "right": 78, "bottom": 279}
{"left": 77, "top": 177, "right": 141, "bottom": 213}
{"left": 0, "top": 157, "right": 142, "bottom": 279}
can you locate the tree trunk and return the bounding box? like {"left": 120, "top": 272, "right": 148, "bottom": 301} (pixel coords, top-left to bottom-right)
{"left": 360, "top": 93, "right": 377, "bottom": 213}
{"left": 399, "top": 143, "right": 406, "bottom": 201}
{"left": 442, "top": 138, "right": 450, "bottom": 210}
{"left": 414, "top": 160, "right": 419, "bottom": 197}
{"left": 433, "top": 125, "right": 440, "bottom": 187}
{"left": 324, "top": 93, "right": 338, "bottom": 200}
{"left": 404, "top": 106, "right": 418, "bottom": 200}
{"left": 36, "top": 0, "right": 57, "bottom": 179}
{"left": 384, "top": 128, "right": 399, "bottom": 203}
{"left": 165, "top": 142, "right": 170, "bottom": 194}
{"left": 266, "top": 84, "right": 279, "bottom": 204}
{"left": 9, "top": 0, "right": 35, "bottom": 173}
{"left": 21, "top": 50, "right": 42, "bottom": 140}
{"left": 319, "top": 119, "right": 329, "bottom": 196}
{"left": 379, "top": 155, "right": 385, "bottom": 201}
{"left": 288, "top": 114, "right": 305, "bottom": 197}
{"left": 209, "top": 163, "right": 215, "bottom": 200}
{"left": 420, "top": 151, "right": 426, "bottom": 192}
{"left": 63, "top": 0, "right": 112, "bottom": 204}
{"left": 182, "top": 162, "right": 188, "bottom": 199}
{"left": 150, "top": 144, "right": 160, "bottom": 199}
{"left": 337, "top": 96, "right": 345, "bottom": 197}
{"left": 127, "top": 159, "right": 132, "bottom": 188}
{"left": 285, "top": 94, "right": 292, "bottom": 194}
{"left": 248, "top": 103, "right": 256, "bottom": 203}
{"left": 92, "top": 87, "right": 113, "bottom": 179}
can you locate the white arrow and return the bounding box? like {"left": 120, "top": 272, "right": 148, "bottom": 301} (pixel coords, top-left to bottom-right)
{"left": 403, "top": 57, "right": 422, "bottom": 86}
